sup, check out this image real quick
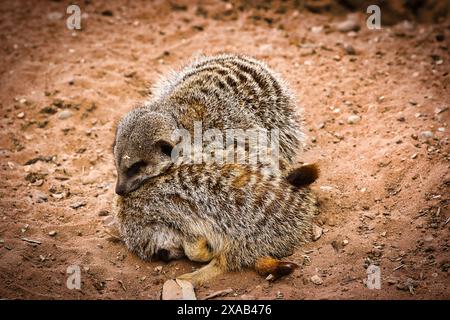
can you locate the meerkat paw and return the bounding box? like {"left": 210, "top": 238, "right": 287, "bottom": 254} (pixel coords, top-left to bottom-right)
{"left": 183, "top": 238, "right": 214, "bottom": 263}
{"left": 177, "top": 257, "right": 225, "bottom": 286}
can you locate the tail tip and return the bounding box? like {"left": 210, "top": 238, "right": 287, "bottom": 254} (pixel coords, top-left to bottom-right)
{"left": 286, "top": 163, "right": 320, "bottom": 188}
{"left": 255, "top": 257, "right": 299, "bottom": 279}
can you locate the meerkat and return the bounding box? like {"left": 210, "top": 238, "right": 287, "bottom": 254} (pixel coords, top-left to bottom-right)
{"left": 113, "top": 54, "right": 303, "bottom": 196}
{"left": 113, "top": 163, "right": 319, "bottom": 285}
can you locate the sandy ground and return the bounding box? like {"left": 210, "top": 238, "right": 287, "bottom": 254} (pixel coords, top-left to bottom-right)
{"left": 0, "top": 0, "right": 449, "bottom": 300}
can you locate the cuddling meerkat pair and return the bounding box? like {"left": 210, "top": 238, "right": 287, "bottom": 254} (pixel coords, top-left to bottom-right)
{"left": 111, "top": 54, "right": 319, "bottom": 285}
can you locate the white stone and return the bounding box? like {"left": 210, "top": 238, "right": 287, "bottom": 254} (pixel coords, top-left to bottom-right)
{"left": 347, "top": 115, "right": 361, "bottom": 124}
{"left": 311, "top": 275, "right": 323, "bottom": 285}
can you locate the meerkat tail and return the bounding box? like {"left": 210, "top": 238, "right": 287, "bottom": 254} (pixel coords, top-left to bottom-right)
{"left": 254, "top": 256, "right": 299, "bottom": 278}
{"left": 286, "top": 163, "right": 319, "bottom": 188}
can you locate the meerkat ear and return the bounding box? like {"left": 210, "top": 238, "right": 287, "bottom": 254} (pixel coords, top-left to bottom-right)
{"left": 286, "top": 163, "right": 319, "bottom": 187}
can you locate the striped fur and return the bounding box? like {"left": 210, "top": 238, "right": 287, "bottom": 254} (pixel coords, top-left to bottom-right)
{"left": 112, "top": 54, "right": 313, "bottom": 283}
{"left": 113, "top": 54, "right": 304, "bottom": 196}
{"left": 114, "top": 162, "right": 318, "bottom": 283}
{"left": 147, "top": 54, "right": 303, "bottom": 166}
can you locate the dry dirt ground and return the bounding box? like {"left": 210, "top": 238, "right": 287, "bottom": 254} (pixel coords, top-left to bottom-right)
{"left": 0, "top": 0, "right": 449, "bottom": 300}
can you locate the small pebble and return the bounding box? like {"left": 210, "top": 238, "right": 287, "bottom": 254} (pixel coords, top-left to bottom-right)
{"left": 336, "top": 20, "right": 360, "bottom": 33}
{"left": 311, "top": 26, "right": 323, "bottom": 33}
{"left": 434, "top": 106, "right": 448, "bottom": 114}
{"left": 387, "top": 279, "right": 398, "bottom": 285}
{"left": 162, "top": 279, "right": 196, "bottom": 300}
{"left": 70, "top": 201, "right": 86, "bottom": 209}
{"left": 34, "top": 191, "right": 48, "bottom": 203}
{"left": 420, "top": 131, "right": 433, "bottom": 140}
{"left": 58, "top": 110, "right": 73, "bottom": 120}
{"left": 98, "top": 210, "right": 109, "bottom": 216}
{"left": 311, "top": 275, "right": 323, "bottom": 285}
{"left": 312, "top": 224, "right": 323, "bottom": 241}
{"left": 266, "top": 274, "right": 275, "bottom": 281}
{"left": 347, "top": 115, "right": 361, "bottom": 124}
{"left": 48, "top": 230, "right": 57, "bottom": 237}
{"left": 154, "top": 265, "right": 163, "bottom": 272}
{"left": 47, "top": 12, "right": 63, "bottom": 20}
{"left": 343, "top": 43, "right": 356, "bottom": 55}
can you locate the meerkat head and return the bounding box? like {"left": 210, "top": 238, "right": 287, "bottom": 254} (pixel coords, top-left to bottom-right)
{"left": 113, "top": 107, "right": 177, "bottom": 196}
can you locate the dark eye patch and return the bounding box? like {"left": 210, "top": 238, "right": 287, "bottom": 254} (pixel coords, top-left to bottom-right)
{"left": 126, "top": 160, "right": 146, "bottom": 178}
{"left": 156, "top": 140, "right": 173, "bottom": 157}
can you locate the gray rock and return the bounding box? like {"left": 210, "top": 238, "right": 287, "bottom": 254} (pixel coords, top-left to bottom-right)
{"left": 58, "top": 110, "right": 73, "bottom": 120}
{"left": 266, "top": 274, "right": 275, "bottom": 281}
{"left": 162, "top": 279, "right": 196, "bottom": 300}
{"left": 98, "top": 210, "right": 109, "bottom": 216}
{"left": 420, "top": 131, "right": 433, "bottom": 140}
{"left": 311, "top": 275, "right": 323, "bottom": 285}
{"left": 47, "top": 12, "right": 63, "bottom": 21}
{"left": 396, "top": 278, "right": 418, "bottom": 295}
{"left": 343, "top": 43, "right": 356, "bottom": 55}
{"left": 347, "top": 115, "right": 361, "bottom": 124}
{"left": 33, "top": 191, "right": 48, "bottom": 203}
{"left": 312, "top": 224, "right": 323, "bottom": 241}
{"left": 336, "top": 20, "right": 360, "bottom": 33}
{"left": 70, "top": 200, "right": 86, "bottom": 209}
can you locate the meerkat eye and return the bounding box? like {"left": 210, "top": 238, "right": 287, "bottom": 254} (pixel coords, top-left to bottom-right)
{"left": 126, "top": 160, "right": 147, "bottom": 177}
{"left": 156, "top": 140, "right": 173, "bottom": 157}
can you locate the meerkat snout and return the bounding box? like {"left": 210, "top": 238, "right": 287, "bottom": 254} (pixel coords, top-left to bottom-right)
{"left": 115, "top": 160, "right": 148, "bottom": 196}
{"left": 113, "top": 108, "right": 177, "bottom": 196}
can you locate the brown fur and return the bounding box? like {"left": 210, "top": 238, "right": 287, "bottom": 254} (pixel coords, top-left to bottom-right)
{"left": 114, "top": 163, "right": 319, "bottom": 285}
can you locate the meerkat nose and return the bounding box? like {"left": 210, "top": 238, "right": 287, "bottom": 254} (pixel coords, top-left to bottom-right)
{"left": 115, "top": 184, "right": 127, "bottom": 196}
